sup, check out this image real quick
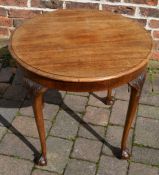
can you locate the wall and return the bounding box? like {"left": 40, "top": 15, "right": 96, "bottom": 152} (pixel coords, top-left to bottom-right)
{"left": 0, "top": 0, "right": 159, "bottom": 60}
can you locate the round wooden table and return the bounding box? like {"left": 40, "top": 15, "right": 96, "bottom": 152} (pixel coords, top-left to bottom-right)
{"left": 9, "top": 9, "right": 152, "bottom": 166}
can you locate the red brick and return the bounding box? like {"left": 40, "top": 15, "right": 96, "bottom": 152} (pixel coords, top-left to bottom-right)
{"left": 0, "top": 7, "right": 7, "bottom": 16}
{"left": 0, "top": 0, "right": 28, "bottom": 7}
{"left": 8, "top": 9, "right": 41, "bottom": 18}
{"left": 140, "top": 8, "right": 159, "bottom": 18}
{"left": 153, "top": 31, "right": 159, "bottom": 39}
{"left": 66, "top": 2, "right": 99, "bottom": 9}
{"left": 31, "top": 0, "right": 63, "bottom": 9}
{"left": 124, "top": 0, "right": 158, "bottom": 5}
{"left": 131, "top": 19, "right": 147, "bottom": 27}
{"left": 103, "top": 5, "right": 135, "bottom": 15}
{"left": 0, "top": 17, "right": 13, "bottom": 27}
{"left": 0, "top": 27, "right": 9, "bottom": 37}
{"left": 149, "top": 20, "right": 159, "bottom": 28}
{"left": 137, "top": 19, "right": 147, "bottom": 26}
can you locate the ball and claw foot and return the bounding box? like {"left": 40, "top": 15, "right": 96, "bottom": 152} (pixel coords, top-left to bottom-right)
{"left": 121, "top": 148, "right": 130, "bottom": 160}
{"left": 35, "top": 155, "right": 47, "bottom": 166}
{"left": 105, "top": 96, "right": 115, "bottom": 105}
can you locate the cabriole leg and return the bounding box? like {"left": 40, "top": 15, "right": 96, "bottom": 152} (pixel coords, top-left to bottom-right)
{"left": 24, "top": 78, "right": 48, "bottom": 165}
{"left": 121, "top": 71, "right": 146, "bottom": 159}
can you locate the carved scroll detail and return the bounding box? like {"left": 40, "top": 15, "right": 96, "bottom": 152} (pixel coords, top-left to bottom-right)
{"left": 24, "top": 78, "right": 47, "bottom": 94}
{"left": 128, "top": 71, "right": 146, "bottom": 97}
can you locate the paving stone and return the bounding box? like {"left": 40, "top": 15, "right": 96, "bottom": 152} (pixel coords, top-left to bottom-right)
{"left": 135, "top": 117, "right": 159, "bottom": 148}
{"left": 94, "top": 90, "right": 115, "bottom": 98}
{"left": 19, "top": 105, "right": 34, "bottom": 117}
{"left": 32, "top": 169, "right": 58, "bottom": 175}
{"left": 64, "top": 159, "right": 96, "bottom": 175}
{"left": 141, "top": 77, "right": 152, "bottom": 92}
{"left": 140, "top": 93, "right": 159, "bottom": 107}
{"left": 0, "top": 126, "right": 7, "bottom": 140}
{"left": 93, "top": 89, "right": 116, "bottom": 104}
{"left": 0, "top": 67, "right": 13, "bottom": 83}
{"left": 132, "top": 146, "right": 159, "bottom": 166}
{"left": 83, "top": 106, "right": 110, "bottom": 126}
{"left": 12, "top": 68, "right": 24, "bottom": 85}
{"left": 20, "top": 102, "right": 59, "bottom": 121}
{"left": 3, "top": 85, "right": 27, "bottom": 101}
{"left": 140, "top": 79, "right": 159, "bottom": 106}
{"left": 10, "top": 116, "right": 52, "bottom": 138}
{"left": 0, "top": 155, "right": 33, "bottom": 175}
{"left": 102, "top": 125, "right": 133, "bottom": 156}
{"left": 37, "top": 136, "right": 73, "bottom": 174}
{"left": 0, "top": 133, "right": 40, "bottom": 160}
{"left": 50, "top": 110, "right": 79, "bottom": 140}
{"left": 64, "top": 94, "right": 88, "bottom": 113}
{"left": 43, "top": 103, "right": 59, "bottom": 121}
{"left": 97, "top": 155, "right": 128, "bottom": 175}
{"left": 110, "top": 100, "right": 131, "bottom": 126}
{"left": 0, "top": 98, "right": 22, "bottom": 108}
{"left": 88, "top": 95, "right": 108, "bottom": 108}
{"left": 44, "top": 89, "right": 64, "bottom": 105}
{"left": 78, "top": 124, "right": 105, "bottom": 140}
{"left": 0, "top": 83, "right": 9, "bottom": 95}
{"left": 67, "top": 91, "right": 89, "bottom": 97}
{"left": 0, "top": 99, "right": 21, "bottom": 126}
{"left": 71, "top": 137, "right": 102, "bottom": 162}
{"left": 0, "top": 108, "right": 18, "bottom": 126}
{"left": 19, "top": 98, "right": 34, "bottom": 116}
{"left": 59, "top": 90, "right": 66, "bottom": 98}
{"left": 128, "top": 162, "right": 158, "bottom": 175}
{"left": 149, "top": 73, "right": 159, "bottom": 93}
{"left": 115, "top": 85, "right": 130, "bottom": 101}
{"left": 138, "top": 104, "right": 159, "bottom": 120}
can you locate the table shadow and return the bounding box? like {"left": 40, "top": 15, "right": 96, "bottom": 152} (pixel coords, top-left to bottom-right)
{"left": 90, "top": 92, "right": 107, "bottom": 104}
{"left": 0, "top": 114, "right": 41, "bottom": 162}
{"left": 61, "top": 102, "right": 121, "bottom": 159}
{"left": 0, "top": 86, "right": 122, "bottom": 162}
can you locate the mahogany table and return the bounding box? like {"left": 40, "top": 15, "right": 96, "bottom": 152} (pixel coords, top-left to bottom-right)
{"left": 9, "top": 9, "right": 152, "bottom": 166}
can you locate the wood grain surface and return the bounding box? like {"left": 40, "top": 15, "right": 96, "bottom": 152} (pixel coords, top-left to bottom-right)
{"left": 9, "top": 9, "right": 152, "bottom": 83}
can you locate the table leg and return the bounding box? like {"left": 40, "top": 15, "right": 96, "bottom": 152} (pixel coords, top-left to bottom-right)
{"left": 105, "top": 89, "right": 114, "bottom": 105}
{"left": 121, "top": 71, "right": 146, "bottom": 159}
{"left": 24, "top": 78, "right": 48, "bottom": 165}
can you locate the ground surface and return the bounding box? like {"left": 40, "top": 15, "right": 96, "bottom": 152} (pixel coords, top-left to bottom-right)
{"left": 0, "top": 42, "right": 159, "bottom": 175}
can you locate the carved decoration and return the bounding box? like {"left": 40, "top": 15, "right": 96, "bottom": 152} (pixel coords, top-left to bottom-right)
{"left": 128, "top": 71, "right": 146, "bottom": 97}
{"left": 121, "top": 148, "right": 130, "bottom": 160}
{"left": 24, "top": 78, "right": 47, "bottom": 94}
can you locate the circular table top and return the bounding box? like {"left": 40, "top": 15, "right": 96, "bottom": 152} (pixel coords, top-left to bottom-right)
{"left": 9, "top": 9, "right": 152, "bottom": 83}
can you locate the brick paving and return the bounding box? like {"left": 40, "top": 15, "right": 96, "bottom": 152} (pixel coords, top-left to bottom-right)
{"left": 0, "top": 52, "right": 159, "bottom": 175}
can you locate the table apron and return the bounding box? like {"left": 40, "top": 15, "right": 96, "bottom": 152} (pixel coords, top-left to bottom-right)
{"left": 19, "top": 64, "right": 147, "bottom": 92}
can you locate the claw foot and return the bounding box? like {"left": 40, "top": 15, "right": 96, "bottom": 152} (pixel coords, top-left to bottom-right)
{"left": 121, "top": 148, "right": 130, "bottom": 160}
{"left": 35, "top": 155, "right": 47, "bottom": 166}
{"left": 105, "top": 97, "right": 114, "bottom": 105}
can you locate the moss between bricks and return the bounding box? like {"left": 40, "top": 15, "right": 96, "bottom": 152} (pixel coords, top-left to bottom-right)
{"left": 147, "top": 60, "right": 159, "bottom": 94}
